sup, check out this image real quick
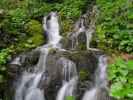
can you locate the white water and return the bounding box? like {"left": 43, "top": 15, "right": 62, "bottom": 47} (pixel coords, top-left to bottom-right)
{"left": 25, "top": 89, "right": 44, "bottom": 100}
{"left": 95, "top": 55, "right": 108, "bottom": 88}
{"left": 14, "top": 12, "right": 62, "bottom": 100}
{"left": 56, "top": 76, "right": 78, "bottom": 100}
{"left": 85, "top": 28, "right": 94, "bottom": 50}
{"left": 56, "top": 57, "right": 78, "bottom": 100}
{"left": 82, "top": 88, "right": 97, "bottom": 100}
{"left": 57, "top": 57, "right": 77, "bottom": 83}
{"left": 11, "top": 57, "right": 21, "bottom": 66}
{"left": 82, "top": 55, "right": 108, "bottom": 100}
{"left": 69, "top": 16, "right": 95, "bottom": 50}
{"left": 70, "top": 17, "right": 86, "bottom": 49}
{"left": 43, "top": 12, "right": 62, "bottom": 48}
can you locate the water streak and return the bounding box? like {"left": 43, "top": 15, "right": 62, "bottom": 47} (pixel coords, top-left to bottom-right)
{"left": 69, "top": 17, "right": 86, "bottom": 49}
{"left": 56, "top": 76, "right": 78, "bottom": 100}
{"left": 82, "top": 55, "right": 108, "bottom": 100}
{"left": 56, "top": 57, "right": 78, "bottom": 100}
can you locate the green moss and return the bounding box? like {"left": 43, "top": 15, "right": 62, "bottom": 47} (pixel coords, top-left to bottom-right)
{"left": 70, "top": 51, "right": 85, "bottom": 61}
{"left": 79, "top": 69, "right": 90, "bottom": 81}
{"left": 78, "top": 43, "right": 86, "bottom": 50}
{"left": 61, "top": 19, "right": 73, "bottom": 36}
{"left": 24, "top": 19, "right": 45, "bottom": 46}
{"left": 25, "top": 20, "right": 43, "bottom": 36}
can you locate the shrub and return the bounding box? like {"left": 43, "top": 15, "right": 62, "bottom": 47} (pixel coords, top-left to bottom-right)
{"left": 0, "top": 48, "right": 12, "bottom": 83}
{"left": 108, "top": 58, "right": 133, "bottom": 99}
{"left": 96, "top": 0, "right": 132, "bottom": 53}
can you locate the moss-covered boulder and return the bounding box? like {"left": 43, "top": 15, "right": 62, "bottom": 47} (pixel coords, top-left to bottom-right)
{"left": 25, "top": 20, "right": 43, "bottom": 36}
{"left": 24, "top": 19, "right": 45, "bottom": 47}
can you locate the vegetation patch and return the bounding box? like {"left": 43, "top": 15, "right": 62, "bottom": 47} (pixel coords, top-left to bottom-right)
{"left": 96, "top": 0, "right": 132, "bottom": 53}
{"left": 108, "top": 57, "right": 133, "bottom": 99}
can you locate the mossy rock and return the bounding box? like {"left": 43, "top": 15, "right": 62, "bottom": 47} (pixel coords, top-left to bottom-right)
{"left": 29, "top": 34, "right": 44, "bottom": 46}
{"left": 61, "top": 19, "right": 73, "bottom": 36}
{"left": 25, "top": 20, "right": 43, "bottom": 36}
{"left": 25, "top": 19, "right": 45, "bottom": 47}
{"left": 79, "top": 69, "right": 90, "bottom": 81}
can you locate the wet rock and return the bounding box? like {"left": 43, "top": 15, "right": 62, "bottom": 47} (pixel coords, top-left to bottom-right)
{"left": 9, "top": 48, "right": 101, "bottom": 100}
{"left": 62, "top": 32, "right": 87, "bottom": 50}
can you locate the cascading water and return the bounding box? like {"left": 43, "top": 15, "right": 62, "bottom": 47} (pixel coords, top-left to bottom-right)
{"left": 14, "top": 12, "right": 62, "bottom": 100}
{"left": 11, "top": 9, "right": 111, "bottom": 100}
{"left": 95, "top": 55, "right": 108, "bottom": 88}
{"left": 43, "top": 12, "right": 62, "bottom": 48}
{"left": 69, "top": 17, "right": 86, "bottom": 49}
{"left": 82, "top": 55, "right": 108, "bottom": 100}
{"left": 85, "top": 28, "right": 94, "bottom": 50}
{"left": 56, "top": 57, "right": 78, "bottom": 100}
{"left": 56, "top": 76, "right": 78, "bottom": 100}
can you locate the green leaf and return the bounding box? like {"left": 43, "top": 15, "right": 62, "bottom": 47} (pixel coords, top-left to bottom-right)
{"left": 127, "top": 60, "right": 133, "bottom": 70}
{"left": 66, "top": 96, "right": 75, "bottom": 100}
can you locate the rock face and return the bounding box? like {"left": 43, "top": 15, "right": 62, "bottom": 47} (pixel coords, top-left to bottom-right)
{"left": 9, "top": 48, "right": 107, "bottom": 100}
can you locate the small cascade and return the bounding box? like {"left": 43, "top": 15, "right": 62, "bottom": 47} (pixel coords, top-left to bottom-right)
{"left": 43, "top": 12, "right": 62, "bottom": 48}
{"left": 68, "top": 6, "right": 96, "bottom": 50}
{"left": 69, "top": 16, "right": 86, "bottom": 49}
{"left": 82, "top": 55, "right": 108, "bottom": 100}
{"left": 57, "top": 57, "right": 77, "bottom": 82}
{"left": 14, "top": 12, "right": 62, "bottom": 100}
{"left": 85, "top": 28, "right": 94, "bottom": 50}
{"left": 56, "top": 76, "right": 78, "bottom": 100}
{"left": 85, "top": 6, "right": 97, "bottom": 50}
{"left": 95, "top": 55, "right": 108, "bottom": 88}
{"left": 56, "top": 57, "right": 78, "bottom": 100}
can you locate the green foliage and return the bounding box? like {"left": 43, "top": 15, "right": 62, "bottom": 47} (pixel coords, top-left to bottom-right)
{"left": 66, "top": 96, "right": 75, "bottom": 100}
{"left": 96, "top": 0, "right": 133, "bottom": 53}
{"left": 23, "top": 19, "right": 44, "bottom": 47}
{"left": 108, "top": 58, "right": 133, "bottom": 99}
{"left": 25, "top": 20, "right": 43, "bottom": 36}
{"left": 3, "top": 8, "right": 28, "bottom": 34}
{"left": 0, "top": 48, "right": 12, "bottom": 83}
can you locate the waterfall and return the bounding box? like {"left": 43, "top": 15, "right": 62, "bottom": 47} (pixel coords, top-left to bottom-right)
{"left": 82, "top": 55, "right": 108, "bottom": 100}
{"left": 12, "top": 10, "right": 110, "bottom": 100}
{"left": 56, "top": 57, "right": 78, "bottom": 100}
{"left": 14, "top": 12, "right": 62, "bottom": 100}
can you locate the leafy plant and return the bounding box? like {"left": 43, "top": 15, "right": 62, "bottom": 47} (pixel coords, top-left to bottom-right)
{"left": 96, "top": 0, "right": 133, "bottom": 53}
{"left": 0, "top": 48, "right": 12, "bottom": 83}
{"left": 108, "top": 58, "right": 133, "bottom": 99}
{"left": 66, "top": 96, "right": 75, "bottom": 100}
